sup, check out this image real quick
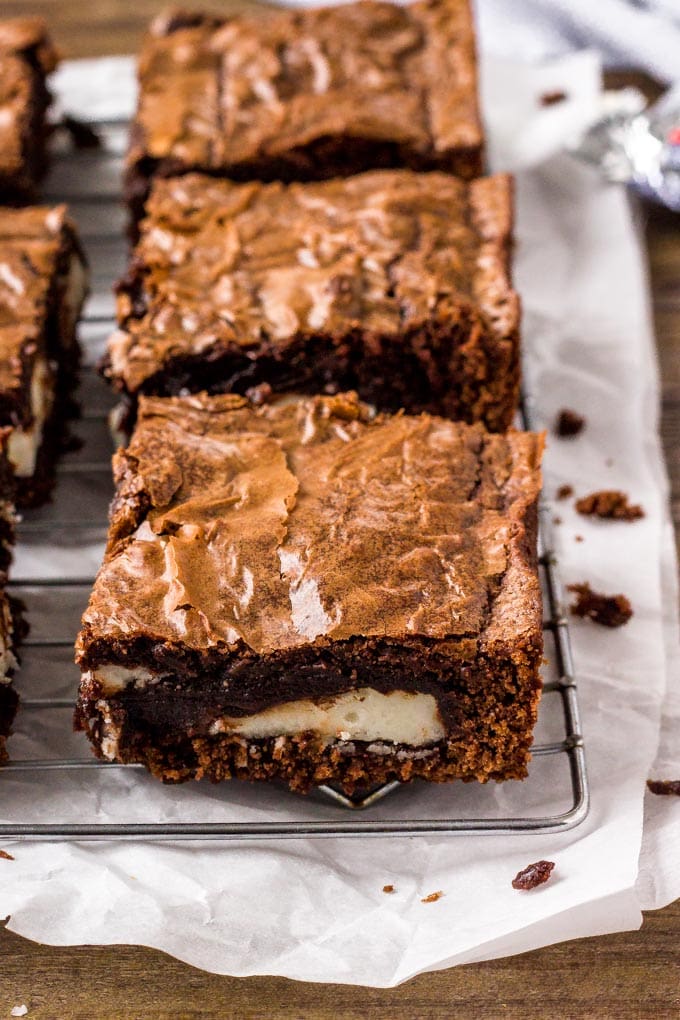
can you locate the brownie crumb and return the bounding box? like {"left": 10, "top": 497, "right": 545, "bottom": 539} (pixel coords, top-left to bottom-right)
{"left": 553, "top": 516, "right": 562, "bottom": 526}
{"left": 421, "top": 890, "right": 444, "bottom": 903}
{"left": 554, "top": 409, "right": 585, "bottom": 437}
{"left": 512, "top": 860, "right": 555, "bottom": 890}
{"left": 556, "top": 484, "right": 574, "bottom": 501}
{"left": 575, "top": 535, "right": 584, "bottom": 543}
{"left": 382, "top": 884, "right": 395, "bottom": 894}
{"left": 575, "top": 490, "right": 644, "bottom": 521}
{"left": 245, "top": 382, "right": 273, "bottom": 406}
{"left": 647, "top": 780, "right": 680, "bottom": 797}
{"left": 567, "top": 582, "right": 633, "bottom": 627}
{"left": 61, "top": 114, "right": 102, "bottom": 150}
{"left": 0, "top": 849, "right": 15, "bottom": 861}
{"left": 540, "top": 90, "right": 567, "bottom": 107}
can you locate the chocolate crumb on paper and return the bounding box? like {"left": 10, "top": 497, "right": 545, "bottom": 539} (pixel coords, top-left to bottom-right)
{"left": 382, "top": 884, "right": 395, "bottom": 894}
{"left": 554, "top": 408, "right": 584, "bottom": 437}
{"left": 540, "top": 89, "right": 567, "bottom": 107}
{"left": 512, "top": 860, "right": 555, "bottom": 890}
{"left": 574, "top": 535, "right": 584, "bottom": 543}
{"left": 568, "top": 583, "right": 633, "bottom": 628}
{"left": 421, "top": 890, "right": 444, "bottom": 903}
{"left": 556, "top": 484, "right": 574, "bottom": 501}
{"left": 575, "top": 490, "right": 644, "bottom": 521}
{"left": 647, "top": 780, "right": 680, "bottom": 797}
{"left": 0, "top": 849, "right": 14, "bottom": 861}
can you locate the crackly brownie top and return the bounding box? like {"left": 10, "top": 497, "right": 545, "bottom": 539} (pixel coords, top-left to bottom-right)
{"left": 78, "top": 392, "right": 543, "bottom": 658}
{"left": 0, "top": 18, "right": 58, "bottom": 179}
{"left": 129, "top": 0, "right": 481, "bottom": 173}
{"left": 109, "top": 170, "right": 516, "bottom": 393}
{"left": 0, "top": 205, "right": 73, "bottom": 405}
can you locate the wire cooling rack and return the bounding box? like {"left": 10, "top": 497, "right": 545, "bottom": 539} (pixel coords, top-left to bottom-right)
{"left": 0, "top": 117, "right": 589, "bottom": 840}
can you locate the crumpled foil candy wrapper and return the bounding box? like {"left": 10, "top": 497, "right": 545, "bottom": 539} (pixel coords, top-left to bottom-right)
{"left": 569, "top": 82, "right": 680, "bottom": 210}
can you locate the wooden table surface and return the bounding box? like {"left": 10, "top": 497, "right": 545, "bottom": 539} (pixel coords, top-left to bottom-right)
{"left": 1, "top": 3, "right": 679, "bottom": 1017}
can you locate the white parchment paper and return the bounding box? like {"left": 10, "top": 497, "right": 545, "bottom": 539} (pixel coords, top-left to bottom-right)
{"left": 0, "top": 48, "right": 678, "bottom": 984}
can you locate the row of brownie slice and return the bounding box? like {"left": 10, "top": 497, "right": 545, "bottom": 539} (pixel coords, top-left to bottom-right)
{"left": 0, "top": 0, "right": 544, "bottom": 791}
{"left": 0, "top": 19, "right": 88, "bottom": 757}
{"left": 105, "top": 0, "right": 518, "bottom": 432}
{"left": 73, "top": 0, "right": 545, "bottom": 791}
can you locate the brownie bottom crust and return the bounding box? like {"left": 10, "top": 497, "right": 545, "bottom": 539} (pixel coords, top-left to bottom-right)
{"left": 75, "top": 727, "right": 539, "bottom": 795}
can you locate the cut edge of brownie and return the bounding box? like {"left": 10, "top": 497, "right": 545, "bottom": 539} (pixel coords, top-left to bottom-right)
{"left": 3, "top": 209, "right": 88, "bottom": 508}
{"left": 75, "top": 633, "right": 544, "bottom": 794}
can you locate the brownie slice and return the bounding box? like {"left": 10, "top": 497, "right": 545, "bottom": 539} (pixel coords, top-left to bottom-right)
{"left": 0, "top": 205, "right": 88, "bottom": 507}
{"left": 75, "top": 392, "right": 544, "bottom": 794}
{"left": 125, "top": 0, "right": 483, "bottom": 226}
{"left": 0, "top": 18, "right": 59, "bottom": 203}
{"left": 106, "top": 170, "right": 519, "bottom": 431}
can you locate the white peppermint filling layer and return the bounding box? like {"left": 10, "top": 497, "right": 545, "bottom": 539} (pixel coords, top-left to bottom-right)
{"left": 209, "top": 688, "right": 445, "bottom": 744}
{"left": 91, "top": 667, "right": 446, "bottom": 747}
{"left": 7, "top": 357, "right": 54, "bottom": 477}
{"left": 94, "top": 664, "right": 156, "bottom": 692}
{"left": 64, "top": 252, "right": 88, "bottom": 337}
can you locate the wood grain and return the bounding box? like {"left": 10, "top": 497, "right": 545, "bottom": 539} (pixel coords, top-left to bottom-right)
{"left": 2, "top": 902, "right": 680, "bottom": 1020}
{"left": 0, "top": 3, "right": 678, "bottom": 1016}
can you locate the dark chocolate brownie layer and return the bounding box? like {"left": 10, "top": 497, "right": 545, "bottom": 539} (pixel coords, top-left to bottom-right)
{"left": 125, "top": 0, "right": 483, "bottom": 225}
{"left": 76, "top": 392, "right": 544, "bottom": 793}
{"left": 0, "top": 205, "right": 88, "bottom": 507}
{"left": 107, "top": 170, "right": 519, "bottom": 430}
{"left": 0, "top": 18, "right": 58, "bottom": 202}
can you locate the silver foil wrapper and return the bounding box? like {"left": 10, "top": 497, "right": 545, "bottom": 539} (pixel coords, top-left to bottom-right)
{"left": 569, "top": 82, "right": 680, "bottom": 211}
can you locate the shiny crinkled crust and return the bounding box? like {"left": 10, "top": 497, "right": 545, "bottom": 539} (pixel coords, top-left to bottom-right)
{"left": 77, "top": 392, "right": 544, "bottom": 660}
{"left": 108, "top": 169, "right": 519, "bottom": 429}
{"left": 126, "top": 0, "right": 482, "bottom": 200}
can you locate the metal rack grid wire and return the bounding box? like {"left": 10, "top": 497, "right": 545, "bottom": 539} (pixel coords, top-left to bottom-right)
{"left": 0, "top": 115, "right": 589, "bottom": 840}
